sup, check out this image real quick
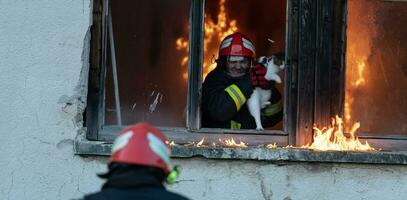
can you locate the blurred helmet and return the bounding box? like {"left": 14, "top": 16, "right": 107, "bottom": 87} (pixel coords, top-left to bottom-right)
{"left": 219, "top": 32, "right": 255, "bottom": 59}
{"left": 109, "top": 122, "right": 171, "bottom": 175}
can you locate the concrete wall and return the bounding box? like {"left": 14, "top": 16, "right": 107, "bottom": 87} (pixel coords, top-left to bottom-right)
{"left": 0, "top": 1, "right": 104, "bottom": 199}
{"left": 0, "top": 1, "right": 406, "bottom": 200}
{"left": 175, "top": 158, "right": 407, "bottom": 200}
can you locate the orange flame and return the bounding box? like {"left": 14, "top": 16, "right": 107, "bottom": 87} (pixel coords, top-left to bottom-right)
{"left": 219, "top": 138, "right": 248, "bottom": 148}
{"left": 175, "top": 0, "right": 239, "bottom": 80}
{"left": 345, "top": 1, "right": 374, "bottom": 131}
{"left": 174, "top": 137, "right": 247, "bottom": 148}
{"left": 266, "top": 143, "right": 278, "bottom": 149}
{"left": 184, "top": 137, "right": 207, "bottom": 147}
{"left": 354, "top": 59, "right": 366, "bottom": 87}
{"left": 303, "top": 115, "right": 375, "bottom": 151}
{"left": 166, "top": 120, "right": 376, "bottom": 151}
{"left": 165, "top": 140, "right": 177, "bottom": 146}
{"left": 196, "top": 137, "right": 205, "bottom": 147}
{"left": 345, "top": 55, "right": 368, "bottom": 128}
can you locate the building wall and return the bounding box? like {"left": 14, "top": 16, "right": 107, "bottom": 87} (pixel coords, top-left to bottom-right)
{"left": 0, "top": 1, "right": 406, "bottom": 200}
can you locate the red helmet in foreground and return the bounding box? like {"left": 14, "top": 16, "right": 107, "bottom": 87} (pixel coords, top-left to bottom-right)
{"left": 219, "top": 32, "right": 255, "bottom": 59}
{"left": 109, "top": 122, "right": 171, "bottom": 175}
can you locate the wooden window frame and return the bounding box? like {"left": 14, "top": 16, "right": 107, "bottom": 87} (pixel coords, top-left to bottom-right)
{"left": 85, "top": 0, "right": 407, "bottom": 151}
{"left": 296, "top": 0, "right": 407, "bottom": 150}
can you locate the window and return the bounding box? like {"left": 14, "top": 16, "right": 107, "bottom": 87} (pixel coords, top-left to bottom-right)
{"left": 86, "top": 0, "right": 407, "bottom": 151}
{"left": 346, "top": 0, "right": 407, "bottom": 136}
{"left": 87, "top": 0, "right": 292, "bottom": 145}
{"left": 342, "top": 0, "right": 407, "bottom": 150}
{"left": 201, "top": 0, "right": 287, "bottom": 131}
{"left": 87, "top": 0, "right": 190, "bottom": 138}
{"left": 104, "top": 0, "right": 189, "bottom": 127}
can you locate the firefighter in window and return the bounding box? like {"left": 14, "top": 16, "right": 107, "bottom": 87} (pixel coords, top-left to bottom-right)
{"left": 83, "top": 122, "right": 189, "bottom": 200}
{"left": 202, "top": 32, "right": 283, "bottom": 129}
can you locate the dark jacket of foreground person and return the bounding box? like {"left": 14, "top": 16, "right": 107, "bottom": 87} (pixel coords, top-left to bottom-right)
{"left": 84, "top": 165, "right": 189, "bottom": 200}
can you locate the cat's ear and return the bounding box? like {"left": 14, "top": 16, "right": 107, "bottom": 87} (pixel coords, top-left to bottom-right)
{"left": 280, "top": 61, "right": 286, "bottom": 70}
{"left": 258, "top": 56, "right": 266, "bottom": 64}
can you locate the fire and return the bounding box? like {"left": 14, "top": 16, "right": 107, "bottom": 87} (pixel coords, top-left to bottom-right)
{"left": 165, "top": 119, "right": 376, "bottom": 151}
{"left": 345, "top": 0, "right": 373, "bottom": 131}
{"left": 175, "top": 0, "right": 239, "bottom": 80}
{"left": 219, "top": 138, "right": 247, "bottom": 148}
{"left": 171, "top": 137, "right": 248, "bottom": 148}
{"left": 354, "top": 59, "right": 366, "bottom": 87}
{"left": 196, "top": 137, "right": 205, "bottom": 147}
{"left": 184, "top": 137, "right": 207, "bottom": 147}
{"left": 345, "top": 54, "right": 368, "bottom": 130}
{"left": 266, "top": 143, "right": 277, "bottom": 149}
{"left": 304, "top": 115, "right": 375, "bottom": 151}
{"left": 165, "top": 140, "right": 177, "bottom": 146}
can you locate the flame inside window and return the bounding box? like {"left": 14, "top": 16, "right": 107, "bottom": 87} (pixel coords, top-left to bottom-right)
{"left": 176, "top": 0, "right": 238, "bottom": 80}
{"left": 175, "top": 0, "right": 286, "bottom": 81}
{"left": 345, "top": 0, "right": 407, "bottom": 135}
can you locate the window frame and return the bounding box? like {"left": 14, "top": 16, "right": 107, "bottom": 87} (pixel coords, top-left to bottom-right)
{"left": 302, "top": 0, "right": 407, "bottom": 150}
{"left": 85, "top": 0, "right": 407, "bottom": 151}
{"left": 342, "top": 0, "right": 407, "bottom": 140}
{"left": 86, "top": 0, "right": 294, "bottom": 146}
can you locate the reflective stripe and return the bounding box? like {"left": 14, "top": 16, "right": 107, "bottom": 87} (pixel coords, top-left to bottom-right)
{"left": 220, "top": 37, "right": 233, "bottom": 50}
{"left": 230, "top": 120, "right": 242, "bottom": 129}
{"left": 224, "top": 84, "right": 246, "bottom": 111}
{"left": 262, "top": 100, "right": 282, "bottom": 116}
{"left": 242, "top": 37, "right": 255, "bottom": 53}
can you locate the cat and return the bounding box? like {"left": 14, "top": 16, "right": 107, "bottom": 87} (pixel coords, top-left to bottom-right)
{"left": 247, "top": 55, "right": 285, "bottom": 130}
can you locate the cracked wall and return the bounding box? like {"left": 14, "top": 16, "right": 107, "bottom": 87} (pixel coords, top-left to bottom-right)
{"left": 0, "top": 1, "right": 407, "bottom": 200}
{"left": 0, "top": 1, "right": 105, "bottom": 199}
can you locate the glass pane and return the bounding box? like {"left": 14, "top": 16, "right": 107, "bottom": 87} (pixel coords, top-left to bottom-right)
{"left": 202, "top": 0, "right": 287, "bottom": 130}
{"left": 346, "top": 0, "right": 407, "bottom": 135}
{"left": 105, "top": 0, "right": 190, "bottom": 127}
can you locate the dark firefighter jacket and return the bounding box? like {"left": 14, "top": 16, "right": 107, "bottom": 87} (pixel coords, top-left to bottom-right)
{"left": 202, "top": 67, "right": 283, "bottom": 129}
{"left": 84, "top": 170, "right": 189, "bottom": 200}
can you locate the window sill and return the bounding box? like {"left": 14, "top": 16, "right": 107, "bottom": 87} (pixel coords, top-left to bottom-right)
{"left": 97, "top": 125, "right": 288, "bottom": 142}
{"left": 75, "top": 133, "right": 407, "bottom": 165}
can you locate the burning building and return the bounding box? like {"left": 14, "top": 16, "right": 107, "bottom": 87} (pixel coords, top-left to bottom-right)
{"left": 94, "top": 0, "right": 407, "bottom": 151}
{"left": 346, "top": 0, "right": 407, "bottom": 136}
{"left": 3, "top": 0, "right": 407, "bottom": 199}
{"left": 104, "top": 0, "right": 286, "bottom": 130}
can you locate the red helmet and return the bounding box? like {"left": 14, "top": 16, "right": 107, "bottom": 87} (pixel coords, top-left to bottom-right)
{"left": 109, "top": 122, "right": 171, "bottom": 175}
{"left": 219, "top": 32, "right": 255, "bottom": 59}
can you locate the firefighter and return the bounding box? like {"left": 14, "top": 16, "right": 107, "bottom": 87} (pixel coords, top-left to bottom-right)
{"left": 83, "top": 122, "right": 190, "bottom": 200}
{"left": 202, "top": 32, "right": 283, "bottom": 129}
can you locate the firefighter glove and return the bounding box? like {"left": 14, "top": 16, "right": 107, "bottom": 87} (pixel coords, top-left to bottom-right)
{"left": 249, "top": 63, "right": 272, "bottom": 89}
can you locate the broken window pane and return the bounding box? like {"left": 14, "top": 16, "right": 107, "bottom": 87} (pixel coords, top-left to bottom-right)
{"left": 105, "top": 0, "right": 190, "bottom": 127}
{"left": 346, "top": 0, "right": 407, "bottom": 135}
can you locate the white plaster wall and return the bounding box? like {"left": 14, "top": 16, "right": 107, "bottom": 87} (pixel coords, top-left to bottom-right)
{"left": 0, "top": 1, "right": 105, "bottom": 199}
{"left": 0, "top": 1, "right": 406, "bottom": 200}
{"left": 173, "top": 158, "right": 407, "bottom": 200}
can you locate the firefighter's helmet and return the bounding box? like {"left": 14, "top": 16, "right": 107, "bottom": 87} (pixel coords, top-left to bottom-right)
{"left": 219, "top": 32, "right": 255, "bottom": 59}
{"left": 109, "top": 122, "right": 171, "bottom": 175}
